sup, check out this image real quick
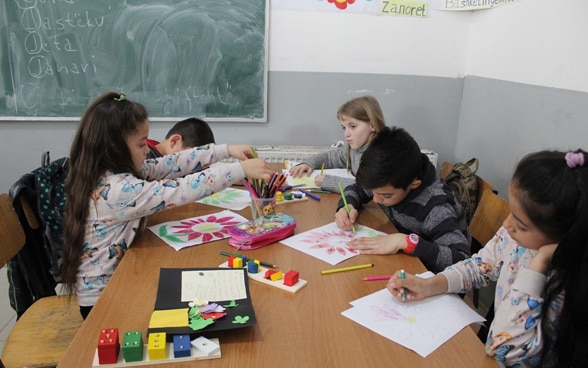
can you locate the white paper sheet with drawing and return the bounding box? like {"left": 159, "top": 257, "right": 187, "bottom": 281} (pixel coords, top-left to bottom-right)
{"left": 279, "top": 222, "right": 386, "bottom": 265}
{"left": 341, "top": 273, "right": 485, "bottom": 357}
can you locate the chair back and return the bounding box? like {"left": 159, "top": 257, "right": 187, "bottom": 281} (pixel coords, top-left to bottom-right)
{"left": 469, "top": 190, "right": 510, "bottom": 246}
{"left": 0, "top": 193, "right": 26, "bottom": 268}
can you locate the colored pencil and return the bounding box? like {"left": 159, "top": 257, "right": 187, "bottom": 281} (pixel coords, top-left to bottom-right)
{"left": 338, "top": 182, "right": 356, "bottom": 234}
{"left": 309, "top": 189, "right": 330, "bottom": 194}
{"left": 298, "top": 188, "right": 320, "bottom": 201}
{"left": 401, "top": 269, "right": 406, "bottom": 302}
{"left": 321, "top": 263, "right": 373, "bottom": 275}
{"left": 363, "top": 275, "right": 392, "bottom": 281}
{"left": 320, "top": 162, "right": 325, "bottom": 176}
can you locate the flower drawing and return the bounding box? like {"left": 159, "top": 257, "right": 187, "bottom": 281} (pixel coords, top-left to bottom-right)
{"left": 302, "top": 228, "right": 360, "bottom": 256}
{"left": 159, "top": 214, "right": 241, "bottom": 243}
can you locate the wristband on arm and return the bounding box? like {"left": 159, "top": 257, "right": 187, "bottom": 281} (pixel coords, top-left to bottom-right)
{"left": 404, "top": 233, "right": 419, "bottom": 254}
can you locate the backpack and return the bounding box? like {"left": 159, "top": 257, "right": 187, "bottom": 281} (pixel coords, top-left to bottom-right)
{"left": 442, "top": 158, "right": 479, "bottom": 224}
{"left": 35, "top": 152, "right": 69, "bottom": 283}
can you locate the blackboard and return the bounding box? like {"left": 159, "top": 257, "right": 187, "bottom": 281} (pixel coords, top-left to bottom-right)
{"left": 0, "top": 0, "right": 268, "bottom": 121}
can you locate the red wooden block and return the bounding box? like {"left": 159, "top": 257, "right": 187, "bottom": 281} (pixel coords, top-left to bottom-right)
{"left": 97, "top": 328, "right": 120, "bottom": 364}
{"left": 228, "top": 256, "right": 236, "bottom": 268}
{"left": 284, "top": 270, "right": 300, "bottom": 286}
{"left": 264, "top": 269, "right": 277, "bottom": 279}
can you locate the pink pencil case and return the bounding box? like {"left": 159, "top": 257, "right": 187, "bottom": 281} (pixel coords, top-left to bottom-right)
{"left": 228, "top": 213, "right": 296, "bottom": 250}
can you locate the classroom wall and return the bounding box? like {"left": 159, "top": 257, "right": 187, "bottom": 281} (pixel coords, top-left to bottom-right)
{"left": 1, "top": 0, "right": 587, "bottom": 198}
{"left": 455, "top": 0, "right": 588, "bottom": 196}
{"left": 0, "top": 7, "right": 470, "bottom": 192}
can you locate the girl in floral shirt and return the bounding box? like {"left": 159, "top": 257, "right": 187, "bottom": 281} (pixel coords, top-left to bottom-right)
{"left": 387, "top": 149, "right": 588, "bottom": 367}
{"left": 62, "top": 92, "right": 273, "bottom": 319}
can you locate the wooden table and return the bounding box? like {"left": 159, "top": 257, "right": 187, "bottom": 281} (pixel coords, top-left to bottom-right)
{"left": 59, "top": 192, "right": 497, "bottom": 368}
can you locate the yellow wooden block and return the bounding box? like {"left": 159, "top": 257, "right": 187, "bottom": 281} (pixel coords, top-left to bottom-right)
{"left": 233, "top": 257, "right": 243, "bottom": 268}
{"left": 147, "top": 332, "right": 167, "bottom": 360}
{"left": 269, "top": 271, "right": 283, "bottom": 281}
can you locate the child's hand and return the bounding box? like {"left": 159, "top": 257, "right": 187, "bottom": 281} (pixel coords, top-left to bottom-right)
{"left": 314, "top": 174, "right": 324, "bottom": 186}
{"left": 335, "top": 205, "right": 357, "bottom": 230}
{"left": 241, "top": 158, "right": 274, "bottom": 181}
{"left": 228, "top": 145, "right": 257, "bottom": 160}
{"left": 387, "top": 271, "right": 448, "bottom": 301}
{"left": 289, "top": 164, "right": 312, "bottom": 178}
{"left": 347, "top": 234, "right": 406, "bottom": 255}
{"left": 529, "top": 242, "right": 558, "bottom": 274}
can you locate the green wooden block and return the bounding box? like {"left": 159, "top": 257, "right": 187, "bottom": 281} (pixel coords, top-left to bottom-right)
{"left": 122, "top": 330, "right": 143, "bottom": 362}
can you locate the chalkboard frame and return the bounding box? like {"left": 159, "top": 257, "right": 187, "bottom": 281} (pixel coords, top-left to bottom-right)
{"left": 0, "top": 0, "right": 269, "bottom": 122}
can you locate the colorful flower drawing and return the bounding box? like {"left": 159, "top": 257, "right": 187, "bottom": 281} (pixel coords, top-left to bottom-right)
{"left": 280, "top": 222, "right": 386, "bottom": 265}
{"left": 303, "top": 228, "right": 360, "bottom": 256}
{"left": 149, "top": 210, "right": 248, "bottom": 250}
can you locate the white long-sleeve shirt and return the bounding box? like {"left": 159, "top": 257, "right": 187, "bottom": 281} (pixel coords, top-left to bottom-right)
{"left": 76, "top": 144, "right": 245, "bottom": 306}
{"left": 441, "top": 227, "right": 562, "bottom": 367}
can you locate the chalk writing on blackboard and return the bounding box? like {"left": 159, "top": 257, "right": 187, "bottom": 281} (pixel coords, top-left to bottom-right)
{"left": 0, "top": 0, "right": 268, "bottom": 121}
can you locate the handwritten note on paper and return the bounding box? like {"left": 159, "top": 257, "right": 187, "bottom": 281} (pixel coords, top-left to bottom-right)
{"left": 280, "top": 222, "right": 386, "bottom": 265}
{"left": 341, "top": 279, "right": 485, "bottom": 357}
{"left": 181, "top": 269, "right": 247, "bottom": 302}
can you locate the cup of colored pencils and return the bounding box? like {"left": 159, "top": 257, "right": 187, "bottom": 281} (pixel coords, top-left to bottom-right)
{"left": 243, "top": 172, "right": 287, "bottom": 226}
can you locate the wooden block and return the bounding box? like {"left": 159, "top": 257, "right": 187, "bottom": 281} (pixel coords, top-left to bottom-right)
{"left": 147, "top": 332, "right": 167, "bottom": 361}
{"left": 232, "top": 257, "right": 243, "bottom": 268}
{"left": 247, "top": 260, "right": 260, "bottom": 273}
{"left": 284, "top": 270, "right": 300, "bottom": 286}
{"left": 122, "top": 330, "right": 143, "bottom": 363}
{"left": 220, "top": 262, "right": 307, "bottom": 293}
{"left": 173, "top": 335, "right": 191, "bottom": 358}
{"left": 269, "top": 271, "right": 283, "bottom": 281}
{"left": 97, "top": 328, "right": 120, "bottom": 365}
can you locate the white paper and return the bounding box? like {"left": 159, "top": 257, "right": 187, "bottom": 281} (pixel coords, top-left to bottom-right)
{"left": 181, "top": 269, "right": 247, "bottom": 302}
{"left": 342, "top": 288, "right": 485, "bottom": 357}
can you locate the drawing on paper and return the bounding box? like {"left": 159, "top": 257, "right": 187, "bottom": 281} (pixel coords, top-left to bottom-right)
{"left": 303, "top": 228, "right": 360, "bottom": 256}
{"left": 197, "top": 187, "right": 250, "bottom": 210}
{"left": 369, "top": 303, "right": 440, "bottom": 339}
{"left": 280, "top": 222, "right": 386, "bottom": 265}
{"left": 149, "top": 210, "right": 248, "bottom": 251}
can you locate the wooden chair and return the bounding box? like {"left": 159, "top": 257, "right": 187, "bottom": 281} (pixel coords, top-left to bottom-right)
{"left": 468, "top": 189, "right": 510, "bottom": 341}
{"left": 0, "top": 193, "right": 83, "bottom": 368}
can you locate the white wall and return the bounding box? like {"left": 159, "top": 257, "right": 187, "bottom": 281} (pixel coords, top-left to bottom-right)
{"left": 269, "top": 9, "right": 471, "bottom": 76}
{"left": 453, "top": 0, "right": 588, "bottom": 196}
{"left": 466, "top": 0, "right": 588, "bottom": 93}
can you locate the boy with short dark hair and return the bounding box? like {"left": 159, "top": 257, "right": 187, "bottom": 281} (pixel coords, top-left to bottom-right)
{"left": 335, "top": 126, "right": 470, "bottom": 272}
{"left": 147, "top": 117, "right": 216, "bottom": 159}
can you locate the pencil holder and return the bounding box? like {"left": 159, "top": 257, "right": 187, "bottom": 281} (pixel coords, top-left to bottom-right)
{"left": 250, "top": 195, "right": 276, "bottom": 226}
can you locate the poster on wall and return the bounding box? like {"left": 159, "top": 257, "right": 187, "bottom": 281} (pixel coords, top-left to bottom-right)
{"left": 431, "top": 0, "right": 519, "bottom": 11}
{"left": 271, "top": 0, "right": 430, "bottom": 18}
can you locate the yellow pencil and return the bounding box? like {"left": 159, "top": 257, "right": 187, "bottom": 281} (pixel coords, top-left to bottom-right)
{"left": 321, "top": 162, "right": 325, "bottom": 176}
{"left": 321, "top": 263, "right": 374, "bottom": 275}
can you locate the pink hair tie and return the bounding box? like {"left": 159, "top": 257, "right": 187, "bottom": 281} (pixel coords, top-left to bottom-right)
{"left": 565, "top": 152, "right": 585, "bottom": 168}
